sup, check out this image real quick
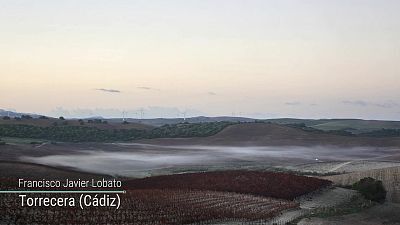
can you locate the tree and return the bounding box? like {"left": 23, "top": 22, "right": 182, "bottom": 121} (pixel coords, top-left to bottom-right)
{"left": 59, "top": 116, "right": 65, "bottom": 120}
{"left": 93, "top": 119, "right": 102, "bottom": 124}
{"left": 21, "top": 115, "right": 33, "bottom": 119}
{"left": 352, "top": 177, "right": 386, "bottom": 203}
{"left": 2, "top": 116, "right": 10, "bottom": 120}
{"left": 39, "top": 116, "right": 49, "bottom": 119}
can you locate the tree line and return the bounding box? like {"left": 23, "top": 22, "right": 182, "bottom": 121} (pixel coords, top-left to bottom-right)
{"left": 0, "top": 122, "right": 233, "bottom": 142}
{"left": 285, "top": 123, "right": 400, "bottom": 137}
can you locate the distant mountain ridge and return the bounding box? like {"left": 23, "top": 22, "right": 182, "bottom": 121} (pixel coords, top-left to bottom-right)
{"left": 1, "top": 109, "right": 400, "bottom": 133}
{"left": 110, "top": 116, "right": 256, "bottom": 126}
{"left": 0, "top": 109, "right": 42, "bottom": 118}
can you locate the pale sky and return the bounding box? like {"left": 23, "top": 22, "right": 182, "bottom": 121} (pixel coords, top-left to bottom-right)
{"left": 1, "top": 0, "right": 400, "bottom": 119}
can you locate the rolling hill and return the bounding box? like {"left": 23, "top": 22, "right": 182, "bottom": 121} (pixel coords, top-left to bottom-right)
{"left": 0, "top": 116, "right": 153, "bottom": 130}
{"left": 265, "top": 118, "right": 400, "bottom": 134}
{"left": 139, "top": 122, "right": 400, "bottom": 147}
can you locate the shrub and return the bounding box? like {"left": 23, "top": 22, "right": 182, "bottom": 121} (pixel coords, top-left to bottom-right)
{"left": 352, "top": 177, "right": 386, "bottom": 203}
{"left": 59, "top": 116, "right": 65, "bottom": 120}
{"left": 360, "top": 129, "right": 400, "bottom": 137}
{"left": 21, "top": 115, "right": 33, "bottom": 119}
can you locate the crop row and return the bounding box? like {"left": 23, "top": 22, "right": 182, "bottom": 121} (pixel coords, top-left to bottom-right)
{"left": 125, "top": 170, "right": 332, "bottom": 200}
{"left": 0, "top": 188, "right": 297, "bottom": 225}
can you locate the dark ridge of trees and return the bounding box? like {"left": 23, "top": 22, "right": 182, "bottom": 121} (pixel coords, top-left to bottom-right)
{"left": 0, "top": 122, "right": 234, "bottom": 142}
{"left": 2, "top": 116, "right": 11, "bottom": 120}
{"left": 87, "top": 119, "right": 106, "bottom": 124}
{"left": 359, "top": 129, "right": 400, "bottom": 137}
{"left": 284, "top": 123, "right": 400, "bottom": 137}
{"left": 39, "top": 116, "right": 49, "bottom": 119}
{"left": 21, "top": 115, "right": 33, "bottom": 119}
{"left": 147, "top": 122, "right": 234, "bottom": 139}
{"left": 0, "top": 124, "right": 146, "bottom": 142}
{"left": 325, "top": 129, "right": 355, "bottom": 136}
{"left": 285, "top": 123, "right": 322, "bottom": 133}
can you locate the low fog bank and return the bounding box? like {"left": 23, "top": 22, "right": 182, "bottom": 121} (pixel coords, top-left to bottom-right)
{"left": 22, "top": 144, "right": 396, "bottom": 177}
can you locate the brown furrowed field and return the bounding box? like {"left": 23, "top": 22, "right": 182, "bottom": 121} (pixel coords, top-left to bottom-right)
{"left": 125, "top": 170, "right": 332, "bottom": 200}
{"left": 0, "top": 171, "right": 331, "bottom": 225}
{"left": 0, "top": 188, "right": 297, "bottom": 225}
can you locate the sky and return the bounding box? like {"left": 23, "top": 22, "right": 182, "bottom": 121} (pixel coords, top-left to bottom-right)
{"left": 1, "top": 0, "right": 400, "bottom": 119}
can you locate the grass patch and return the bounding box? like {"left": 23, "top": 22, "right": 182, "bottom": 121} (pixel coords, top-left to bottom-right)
{"left": 289, "top": 194, "right": 376, "bottom": 225}
{"left": 311, "top": 195, "right": 376, "bottom": 218}
{"left": 0, "top": 137, "right": 47, "bottom": 144}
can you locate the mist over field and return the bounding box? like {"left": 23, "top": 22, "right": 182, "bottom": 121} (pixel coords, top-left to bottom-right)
{"left": 21, "top": 144, "right": 393, "bottom": 176}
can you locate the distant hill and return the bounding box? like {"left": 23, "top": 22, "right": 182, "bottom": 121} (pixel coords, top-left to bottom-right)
{"left": 139, "top": 122, "right": 400, "bottom": 147}
{"left": 0, "top": 109, "right": 42, "bottom": 118}
{"left": 3, "top": 108, "right": 399, "bottom": 131}
{"left": 264, "top": 118, "right": 400, "bottom": 134}
{"left": 1, "top": 109, "right": 400, "bottom": 136}
{"left": 0, "top": 115, "right": 153, "bottom": 131}
{"left": 309, "top": 119, "right": 400, "bottom": 134}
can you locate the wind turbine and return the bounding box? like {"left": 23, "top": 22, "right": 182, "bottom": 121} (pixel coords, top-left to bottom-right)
{"left": 181, "top": 109, "right": 188, "bottom": 121}
{"left": 139, "top": 108, "right": 144, "bottom": 120}
{"left": 122, "top": 111, "right": 126, "bottom": 122}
